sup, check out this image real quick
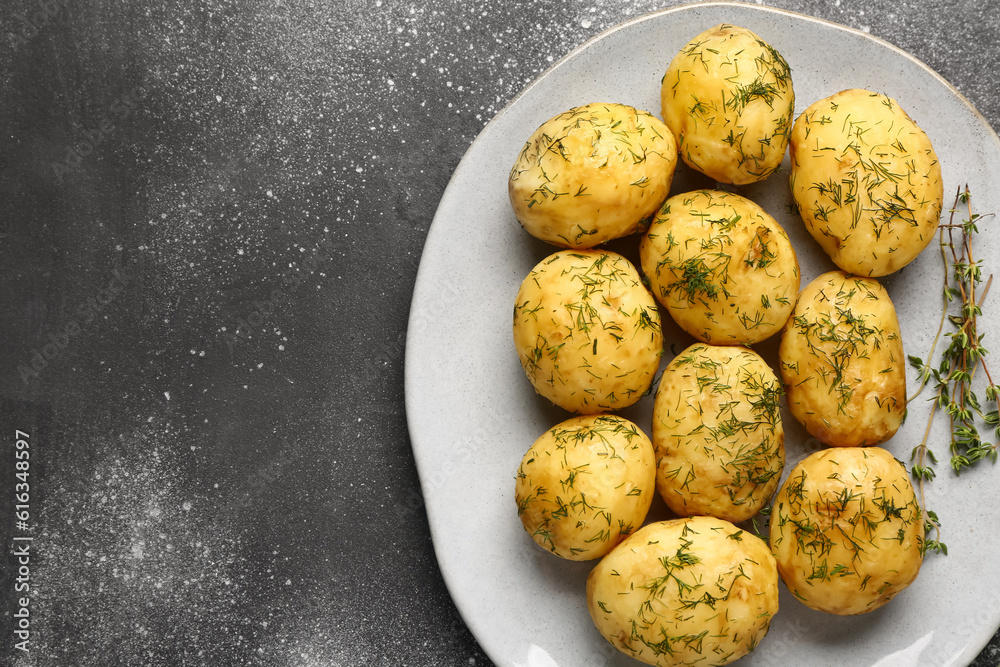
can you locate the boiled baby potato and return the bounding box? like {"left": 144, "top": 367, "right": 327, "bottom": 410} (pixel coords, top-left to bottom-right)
{"left": 660, "top": 23, "right": 794, "bottom": 184}
{"left": 769, "top": 446, "right": 924, "bottom": 615}
{"left": 652, "top": 343, "right": 784, "bottom": 523}
{"left": 515, "top": 414, "right": 656, "bottom": 560}
{"left": 789, "top": 88, "right": 943, "bottom": 277}
{"left": 508, "top": 102, "right": 678, "bottom": 248}
{"left": 513, "top": 249, "right": 663, "bottom": 414}
{"left": 587, "top": 516, "right": 779, "bottom": 667}
{"left": 640, "top": 189, "right": 799, "bottom": 345}
{"left": 779, "top": 271, "right": 905, "bottom": 447}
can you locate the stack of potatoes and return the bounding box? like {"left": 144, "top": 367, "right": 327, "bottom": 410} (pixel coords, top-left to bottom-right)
{"left": 507, "top": 22, "right": 942, "bottom": 667}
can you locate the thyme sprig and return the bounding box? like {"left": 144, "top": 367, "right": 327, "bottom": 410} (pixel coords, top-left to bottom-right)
{"left": 909, "top": 185, "right": 998, "bottom": 555}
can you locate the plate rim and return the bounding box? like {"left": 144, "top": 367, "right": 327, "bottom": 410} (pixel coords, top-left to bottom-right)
{"left": 485, "top": 1, "right": 999, "bottom": 157}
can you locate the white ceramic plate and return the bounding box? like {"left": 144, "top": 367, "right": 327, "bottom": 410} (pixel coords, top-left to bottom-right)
{"left": 405, "top": 3, "right": 1000, "bottom": 666}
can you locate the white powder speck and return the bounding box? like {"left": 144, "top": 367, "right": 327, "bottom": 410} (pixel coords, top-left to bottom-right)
{"left": 31, "top": 422, "right": 257, "bottom": 663}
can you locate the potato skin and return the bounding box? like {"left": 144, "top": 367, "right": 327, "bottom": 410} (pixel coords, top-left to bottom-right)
{"left": 515, "top": 414, "right": 656, "bottom": 560}
{"left": 660, "top": 24, "right": 794, "bottom": 185}
{"left": 789, "top": 88, "right": 943, "bottom": 277}
{"left": 508, "top": 102, "right": 678, "bottom": 248}
{"left": 769, "top": 446, "right": 924, "bottom": 615}
{"left": 652, "top": 343, "right": 784, "bottom": 523}
{"left": 640, "top": 190, "right": 800, "bottom": 345}
{"left": 513, "top": 249, "right": 663, "bottom": 414}
{"left": 587, "top": 516, "right": 779, "bottom": 667}
{"left": 779, "top": 271, "right": 905, "bottom": 447}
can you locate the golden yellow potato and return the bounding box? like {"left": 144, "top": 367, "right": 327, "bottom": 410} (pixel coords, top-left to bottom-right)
{"left": 508, "top": 102, "right": 678, "bottom": 248}
{"left": 660, "top": 23, "right": 794, "bottom": 184}
{"left": 779, "top": 271, "right": 906, "bottom": 447}
{"left": 789, "top": 88, "right": 943, "bottom": 277}
{"left": 640, "top": 189, "right": 800, "bottom": 345}
{"left": 587, "top": 516, "right": 779, "bottom": 667}
{"left": 652, "top": 343, "right": 784, "bottom": 523}
{"left": 769, "top": 446, "right": 924, "bottom": 615}
{"left": 515, "top": 414, "right": 656, "bottom": 560}
{"left": 513, "top": 249, "right": 663, "bottom": 414}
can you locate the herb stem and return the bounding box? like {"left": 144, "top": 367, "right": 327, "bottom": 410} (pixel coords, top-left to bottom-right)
{"left": 908, "top": 185, "right": 998, "bottom": 556}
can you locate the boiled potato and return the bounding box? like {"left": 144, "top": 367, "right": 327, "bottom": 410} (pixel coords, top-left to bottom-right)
{"left": 515, "top": 414, "right": 656, "bottom": 560}
{"left": 660, "top": 23, "right": 794, "bottom": 184}
{"left": 640, "top": 189, "right": 799, "bottom": 345}
{"left": 513, "top": 249, "right": 663, "bottom": 414}
{"left": 508, "top": 102, "right": 678, "bottom": 248}
{"left": 769, "top": 446, "right": 924, "bottom": 615}
{"left": 652, "top": 343, "right": 784, "bottom": 523}
{"left": 779, "top": 271, "right": 905, "bottom": 447}
{"left": 587, "top": 516, "right": 779, "bottom": 667}
{"left": 789, "top": 88, "right": 943, "bottom": 277}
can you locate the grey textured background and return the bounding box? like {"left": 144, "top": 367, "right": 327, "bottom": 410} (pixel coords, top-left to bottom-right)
{"left": 0, "top": 0, "right": 998, "bottom": 665}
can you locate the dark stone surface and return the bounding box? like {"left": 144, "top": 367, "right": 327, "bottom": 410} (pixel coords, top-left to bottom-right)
{"left": 0, "top": 0, "right": 997, "bottom": 665}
